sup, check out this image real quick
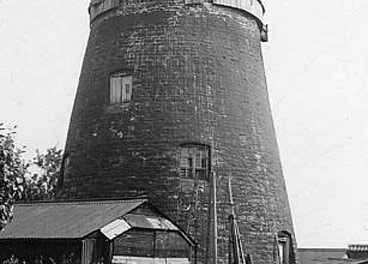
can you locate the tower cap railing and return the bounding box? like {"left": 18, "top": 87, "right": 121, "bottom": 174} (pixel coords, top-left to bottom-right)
{"left": 89, "top": 0, "right": 266, "bottom": 26}
{"left": 348, "top": 244, "right": 368, "bottom": 252}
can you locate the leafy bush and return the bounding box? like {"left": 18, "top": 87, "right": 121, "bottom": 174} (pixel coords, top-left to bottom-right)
{"left": 0, "top": 123, "right": 63, "bottom": 230}
{"left": 0, "top": 124, "right": 27, "bottom": 230}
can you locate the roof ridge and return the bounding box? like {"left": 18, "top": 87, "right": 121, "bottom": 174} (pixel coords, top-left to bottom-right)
{"left": 16, "top": 198, "right": 148, "bottom": 206}
{"left": 298, "top": 248, "right": 347, "bottom": 251}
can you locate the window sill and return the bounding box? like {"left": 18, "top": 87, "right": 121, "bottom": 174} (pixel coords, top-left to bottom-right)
{"left": 105, "top": 102, "right": 131, "bottom": 113}
{"left": 180, "top": 178, "right": 208, "bottom": 184}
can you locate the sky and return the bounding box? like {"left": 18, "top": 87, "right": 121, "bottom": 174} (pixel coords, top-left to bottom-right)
{"left": 1, "top": 0, "right": 368, "bottom": 248}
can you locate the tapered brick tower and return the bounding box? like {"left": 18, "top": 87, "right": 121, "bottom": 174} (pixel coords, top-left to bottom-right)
{"left": 60, "top": 0, "right": 297, "bottom": 263}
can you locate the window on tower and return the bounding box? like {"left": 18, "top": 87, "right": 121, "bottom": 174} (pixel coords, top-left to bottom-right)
{"left": 59, "top": 154, "right": 70, "bottom": 188}
{"left": 179, "top": 144, "right": 210, "bottom": 181}
{"left": 277, "top": 231, "right": 294, "bottom": 264}
{"left": 110, "top": 74, "right": 132, "bottom": 104}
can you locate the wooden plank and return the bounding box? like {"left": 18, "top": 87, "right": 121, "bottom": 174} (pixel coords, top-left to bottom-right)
{"left": 212, "top": 0, "right": 264, "bottom": 23}
{"left": 112, "top": 256, "right": 190, "bottom": 264}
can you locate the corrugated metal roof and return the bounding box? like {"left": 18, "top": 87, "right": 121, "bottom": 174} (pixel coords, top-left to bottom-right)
{"left": 0, "top": 199, "right": 147, "bottom": 239}
{"left": 298, "top": 248, "right": 352, "bottom": 264}
{"left": 123, "top": 214, "right": 178, "bottom": 231}
{"left": 99, "top": 214, "right": 180, "bottom": 240}
{"left": 100, "top": 219, "right": 131, "bottom": 240}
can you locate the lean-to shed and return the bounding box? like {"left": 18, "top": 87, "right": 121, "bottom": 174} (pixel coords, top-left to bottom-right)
{"left": 0, "top": 199, "right": 196, "bottom": 264}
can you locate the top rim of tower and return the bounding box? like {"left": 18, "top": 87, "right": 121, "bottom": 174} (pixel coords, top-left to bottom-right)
{"left": 89, "top": 0, "right": 266, "bottom": 26}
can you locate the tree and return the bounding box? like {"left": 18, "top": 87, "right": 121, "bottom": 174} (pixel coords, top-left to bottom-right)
{"left": 22, "top": 147, "right": 63, "bottom": 201}
{"left": 0, "top": 124, "right": 27, "bottom": 230}
{"left": 0, "top": 122, "right": 63, "bottom": 230}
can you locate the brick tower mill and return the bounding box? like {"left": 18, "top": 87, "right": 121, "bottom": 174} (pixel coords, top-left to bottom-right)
{"left": 59, "top": 0, "right": 297, "bottom": 263}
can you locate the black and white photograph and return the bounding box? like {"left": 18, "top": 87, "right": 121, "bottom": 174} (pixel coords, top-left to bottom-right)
{"left": 0, "top": 1, "right": 367, "bottom": 264}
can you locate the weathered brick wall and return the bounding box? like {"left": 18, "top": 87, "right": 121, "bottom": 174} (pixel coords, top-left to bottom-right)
{"left": 60, "top": 1, "right": 297, "bottom": 263}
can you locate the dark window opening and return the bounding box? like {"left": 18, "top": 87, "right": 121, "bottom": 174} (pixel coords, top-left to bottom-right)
{"left": 113, "top": 230, "right": 191, "bottom": 259}
{"left": 180, "top": 144, "right": 210, "bottom": 181}
{"left": 114, "top": 230, "right": 154, "bottom": 257}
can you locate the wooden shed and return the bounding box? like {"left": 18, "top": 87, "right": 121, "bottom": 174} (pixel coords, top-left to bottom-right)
{"left": 0, "top": 199, "right": 196, "bottom": 264}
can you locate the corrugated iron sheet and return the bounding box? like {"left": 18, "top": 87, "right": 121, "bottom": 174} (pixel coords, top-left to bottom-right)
{"left": 123, "top": 214, "right": 178, "bottom": 231}
{"left": 100, "top": 219, "right": 131, "bottom": 240}
{"left": 0, "top": 199, "right": 146, "bottom": 239}
{"left": 212, "top": 0, "right": 265, "bottom": 23}
{"left": 112, "top": 256, "right": 190, "bottom": 264}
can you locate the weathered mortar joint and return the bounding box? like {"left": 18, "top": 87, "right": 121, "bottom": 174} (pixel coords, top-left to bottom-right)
{"left": 61, "top": 0, "right": 297, "bottom": 263}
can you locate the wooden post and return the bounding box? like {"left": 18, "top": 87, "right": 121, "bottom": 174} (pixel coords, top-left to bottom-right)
{"left": 229, "top": 175, "right": 240, "bottom": 264}
{"left": 205, "top": 174, "right": 213, "bottom": 264}
{"left": 212, "top": 171, "right": 218, "bottom": 264}
{"left": 228, "top": 175, "right": 247, "bottom": 264}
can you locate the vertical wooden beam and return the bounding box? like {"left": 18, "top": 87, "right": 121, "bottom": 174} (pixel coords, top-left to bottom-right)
{"left": 109, "top": 240, "right": 113, "bottom": 263}
{"left": 205, "top": 172, "right": 213, "bottom": 264}
{"left": 212, "top": 171, "right": 218, "bottom": 264}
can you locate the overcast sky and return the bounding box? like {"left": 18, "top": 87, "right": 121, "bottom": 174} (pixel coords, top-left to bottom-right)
{"left": 1, "top": 0, "right": 368, "bottom": 248}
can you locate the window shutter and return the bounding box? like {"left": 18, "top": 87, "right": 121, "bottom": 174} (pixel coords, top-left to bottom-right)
{"left": 110, "top": 76, "right": 122, "bottom": 104}
{"left": 120, "top": 76, "right": 125, "bottom": 102}
{"left": 114, "top": 77, "right": 121, "bottom": 103}
{"left": 124, "top": 76, "right": 133, "bottom": 102}
{"left": 110, "top": 74, "right": 132, "bottom": 104}
{"left": 110, "top": 77, "right": 116, "bottom": 103}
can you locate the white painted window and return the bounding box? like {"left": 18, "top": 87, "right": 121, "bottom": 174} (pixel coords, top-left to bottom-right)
{"left": 59, "top": 155, "right": 70, "bottom": 187}
{"left": 110, "top": 74, "right": 132, "bottom": 104}
{"left": 277, "top": 233, "right": 291, "bottom": 264}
